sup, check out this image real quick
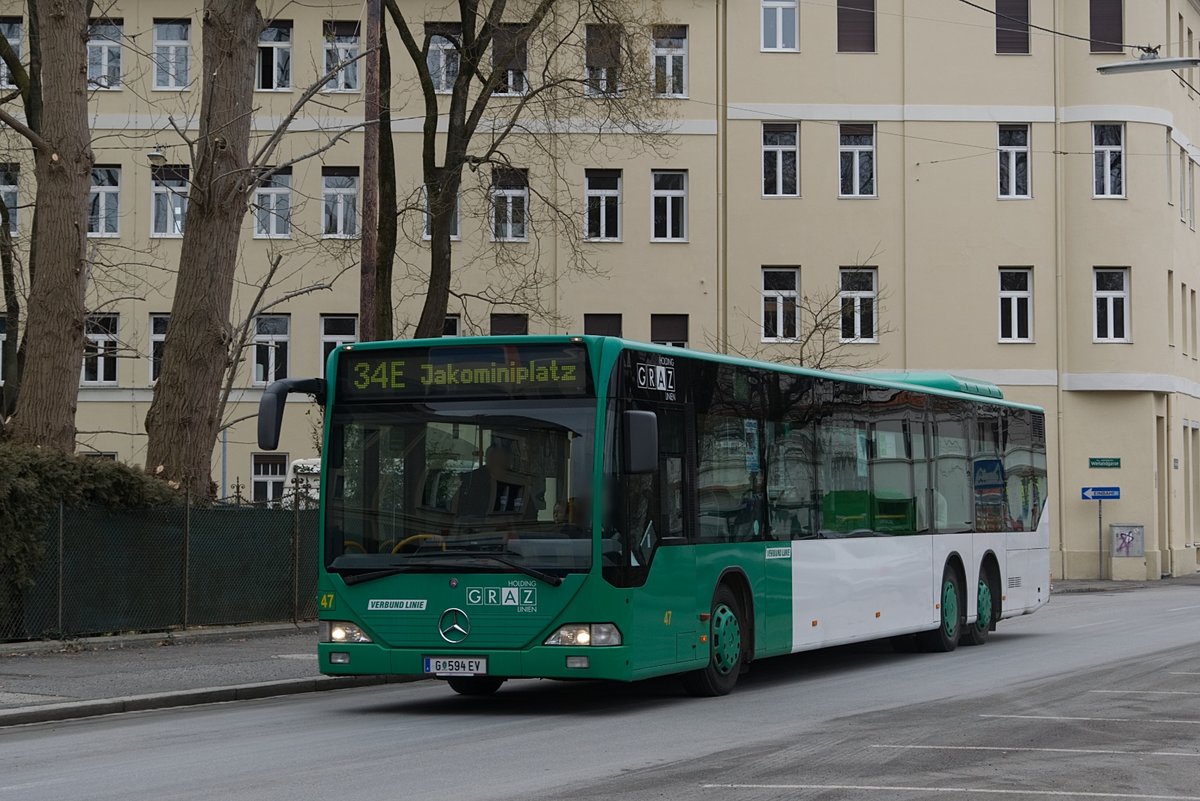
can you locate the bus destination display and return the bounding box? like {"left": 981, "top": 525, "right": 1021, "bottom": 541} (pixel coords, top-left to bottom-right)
{"left": 336, "top": 344, "right": 591, "bottom": 400}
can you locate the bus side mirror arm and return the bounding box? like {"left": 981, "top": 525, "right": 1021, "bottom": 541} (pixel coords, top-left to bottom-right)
{"left": 258, "top": 377, "right": 326, "bottom": 450}
{"left": 622, "top": 410, "right": 658, "bottom": 474}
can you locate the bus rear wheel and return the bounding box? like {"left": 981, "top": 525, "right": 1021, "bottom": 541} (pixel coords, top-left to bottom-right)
{"left": 682, "top": 585, "right": 744, "bottom": 697}
{"left": 962, "top": 566, "right": 999, "bottom": 647}
{"left": 917, "top": 566, "right": 963, "bottom": 653}
{"left": 447, "top": 676, "right": 505, "bottom": 696}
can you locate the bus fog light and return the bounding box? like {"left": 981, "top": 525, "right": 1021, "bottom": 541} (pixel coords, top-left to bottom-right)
{"left": 330, "top": 652, "right": 350, "bottom": 665}
{"left": 544, "top": 623, "right": 621, "bottom": 646}
{"left": 566, "top": 656, "right": 589, "bottom": 669}
{"left": 324, "top": 621, "right": 372, "bottom": 643}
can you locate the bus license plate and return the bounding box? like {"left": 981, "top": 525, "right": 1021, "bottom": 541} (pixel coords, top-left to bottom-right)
{"left": 423, "top": 657, "right": 487, "bottom": 676}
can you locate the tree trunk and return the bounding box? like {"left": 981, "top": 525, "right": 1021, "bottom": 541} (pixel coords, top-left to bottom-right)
{"left": 1, "top": 202, "right": 21, "bottom": 418}
{"left": 6, "top": 2, "right": 92, "bottom": 452}
{"left": 359, "top": 0, "right": 380, "bottom": 343}
{"left": 144, "top": 0, "right": 260, "bottom": 496}
{"left": 375, "top": 12, "right": 396, "bottom": 342}
{"left": 414, "top": 176, "right": 459, "bottom": 339}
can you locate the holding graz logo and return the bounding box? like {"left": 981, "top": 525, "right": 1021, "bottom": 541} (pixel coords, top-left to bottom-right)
{"left": 635, "top": 359, "right": 676, "bottom": 401}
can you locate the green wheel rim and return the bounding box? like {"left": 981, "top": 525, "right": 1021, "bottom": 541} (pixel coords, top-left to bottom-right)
{"left": 711, "top": 603, "right": 742, "bottom": 676}
{"left": 941, "top": 579, "right": 959, "bottom": 638}
{"left": 976, "top": 578, "right": 993, "bottom": 631}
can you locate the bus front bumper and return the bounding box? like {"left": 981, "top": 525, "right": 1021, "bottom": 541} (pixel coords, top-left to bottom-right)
{"left": 317, "top": 642, "right": 633, "bottom": 681}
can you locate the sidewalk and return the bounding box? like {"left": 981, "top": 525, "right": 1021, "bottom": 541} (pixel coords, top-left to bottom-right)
{"left": 2, "top": 572, "right": 1197, "bottom": 727}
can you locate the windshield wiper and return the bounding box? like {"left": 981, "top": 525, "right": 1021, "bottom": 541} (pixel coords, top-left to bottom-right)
{"left": 338, "top": 562, "right": 460, "bottom": 586}
{"left": 418, "top": 550, "right": 564, "bottom": 586}
{"left": 336, "top": 555, "right": 563, "bottom": 587}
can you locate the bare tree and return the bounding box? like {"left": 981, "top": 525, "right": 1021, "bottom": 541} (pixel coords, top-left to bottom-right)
{"left": 382, "top": 0, "right": 672, "bottom": 339}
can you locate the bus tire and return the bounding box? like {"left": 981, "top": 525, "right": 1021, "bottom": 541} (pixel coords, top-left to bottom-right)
{"left": 962, "top": 563, "right": 999, "bottom": 647}
{"left": 681, "top": 584, "right": 745, "bottom": 697}
{"left": 917, "top": 565, "right": 963, "bottom": 653}
{"left": 446, "top": 676, "right": 505, "bottom": 696}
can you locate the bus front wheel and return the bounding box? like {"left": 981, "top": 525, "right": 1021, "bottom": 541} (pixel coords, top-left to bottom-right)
{"left": 917, "top": 566, "right": 963, "bottom": 653}
{"left": 682, "top": 585, "right": 745, "bottom": 697}
{"left": 447, "top": 676, "right": 505, "bottom": 696}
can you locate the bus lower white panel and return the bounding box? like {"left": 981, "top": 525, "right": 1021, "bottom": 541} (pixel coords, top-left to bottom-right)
{"left": 790, "top": 537, "right": 935, "bottom": 652}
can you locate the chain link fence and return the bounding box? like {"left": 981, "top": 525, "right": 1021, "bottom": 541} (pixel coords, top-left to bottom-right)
{"left": 1, "top": 501, "right": 319, "bottom": 642}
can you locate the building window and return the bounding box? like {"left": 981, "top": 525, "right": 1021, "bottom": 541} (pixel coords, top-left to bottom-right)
{"left": 426, "top": 23, "right": 460, "bottom": 93}
{"left": 423, "top": 186, "right": 460, "bottom": 240}
{"left": 254, "top": 315, "right": 289, "bottom": 384}
{"left": 87, "top": 19, "right": 122, "bottom": 89}
{"left": 88, "top": 165, "right": 120, "bottom": 237}
{"left": 1093, "top": 123, "right": 1124, "bottom": 197}
{"left": 0, "top": 18, "right": 21, "bottom": 89}
{"left": 82, "top": 314, "right": 119, "bottom": 385}
{"left": 998, "top": 124, "right": 1030, "bottom": 198}
{"left": 492, "top": 23, "right": 528, "bottom": 95}
{"left": 1191, "top": 160, "right": 1196, "bottom": 231}
{"left": 320, "top": 315, "right": 357, "bottom": 377}
{"left": 763, "top": 123, "right": 799, "bottom": 196}
{"left": 151, "top": 165, "right": 188, "bottom": 237}
{"left": 149, "top": 313, "right": 169, "bottom": 383}
{"left": 839, "top": 123, "right": 875, "bottom": 197}
{"left": 323, "top": 21, "right": 360, "bottom": 91}
{"left": 0, "top": 164, "right": 17, "bottom": 233}
{"left": 491, "top": 167, "right": 528, "bottom": 241}
{"left": 1094, "top": 268, "right": 1129, "bottom": 342}
{"left": 761, "top": 0, "right": 798, "bottom": 51}
{"left": 257, "top": 21, "right": 292, "bottom": 90}
{"left": 651, "top": 170, "right": 687, "bottom": 241}
{"left": 762, "top": 268, "right": 799, "bottom": 341}
{"left": 839, "top": 268, "right": 877, "bottom": 342}
{"left": 0, "top": 317, "right": 6, "bottom": 384}
{"left": 586, "top": 24, "right": 621, "bottom": 95}
{"left": 443, "top": 315, "right": 461, "bottom": 336}
{"left": 253, "top": 168, "right": 291, "bottom": 238}
{"left": 1089, "top": 0, "right": 1123, "bottom": 54}
{"left": 153, "top": 19, "right": 190, "bottom": 90}
{"left": 585, "top": 169, "right": 621, "bottom": 240}
{"left": 999, "top": 268, "right": 1032, "bottom": 342}
{"left": 584, "top": 313, "right": 622, "bottom": 336}
{"left": 652, "top": 25, "right": 687, "bottom": 97}
{"left": 1181, "top": 149, "right": 1188, "bottom": 221}
{"left": 995, "top": 0, "right": 1029, "bottom": 54}
{"left": 490, "top": 313, "right": 528, "bottom": 335}
{"left": 322, "top": 167, "right": 358, "bottom": 238}
{"left": 650, "top": 314, "right": 688, "bottom": 347}
{"left": 837, "top": 0, "right": 875, "bottom": 53}
{"left": 253, "top": 454, "right": 288, "bottom": 507}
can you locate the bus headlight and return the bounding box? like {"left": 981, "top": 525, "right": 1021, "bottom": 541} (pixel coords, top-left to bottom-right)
{"left": 320, "top": 621, "right": 373, "bottom": 643}
{"left": 544, "top": 623, "right": 621, "bottom": 646}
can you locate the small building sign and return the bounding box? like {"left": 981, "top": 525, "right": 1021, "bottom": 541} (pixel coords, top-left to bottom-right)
{"left": 1088, "top": 457, "right": 1120, "bottom": 469}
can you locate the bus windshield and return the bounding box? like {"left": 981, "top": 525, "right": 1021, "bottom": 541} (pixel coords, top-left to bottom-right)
{"left": 325, "top": 400, "right": 595, "bottom": 576}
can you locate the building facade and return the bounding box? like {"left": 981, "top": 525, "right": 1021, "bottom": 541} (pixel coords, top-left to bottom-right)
{"left": 2, "top": 1, "right": 1198, "bottom": 578}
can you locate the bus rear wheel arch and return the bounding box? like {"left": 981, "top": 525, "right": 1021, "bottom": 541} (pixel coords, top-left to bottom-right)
{"left": 682, "top": 583, "right": 748, "bottom": 697}
{"left": 962, "top": 555, "right": 1001, "bottom": 647}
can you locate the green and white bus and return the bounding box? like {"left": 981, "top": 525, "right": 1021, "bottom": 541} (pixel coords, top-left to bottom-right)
{"left": 258, "top": 336, "right": 1050, "bottom": 696}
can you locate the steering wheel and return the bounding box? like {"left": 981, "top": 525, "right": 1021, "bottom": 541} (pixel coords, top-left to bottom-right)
{"left": 392, "top": 533, "right": 446, "bottom": 554}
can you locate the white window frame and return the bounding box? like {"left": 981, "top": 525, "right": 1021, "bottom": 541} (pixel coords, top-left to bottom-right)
{"left": 253, "top": 171, "right": 291, "bottom": 239}
{"left": 1191, "top": 159, "right": 1196, "bottom": 231}
{"left": 839, "top": 123, "right": 876, "bottom": 198}
{"left": 761, "top": 0, "right": 799, "bottom": 52}
{"left": 82, "top": 314, "right": 119, "bottom": 386}
{"left": 423, "top": 186, "right": 461, "bottom": 240}
{"left": 1181, "top": 148, "right": 1188, "bottom": 221}
{"left": 584, "top": 169, "right": 622, "bottom": 241}
{"left": 652, "top": 26, "right": 687, "bottom": 98}
{"left": 585, "top": 25, "right": 622, "bottom": 97}
{"left": 839, "top": 268, "right": 878, "bottom": 343}
{"left": 149, "top": 313, "right": 169, "bottom": 383}
{"left": 1, "top": 165, "right": 18, "bottom": 234}
{"left": 253, "top": 315, "right": 290, "bottom": 385}
{"left": 761, "top": 267, "right": 799, "bottom": 342}
{"left": 762, "top": 122, "right": 799, "bottom": 197}
{"left": 1093, "top": 123, "right": 1124, "bottom": 198}
{"left": 428, "top": 32, "right": 459, "bottom": 94}
{"left": 651, "top": 170, "right": 687, "bottom": 242}
{"left": 998, "top": 124, "right": 1030, "bottom": 199}
{"left": 1093, "top": 268, "right": 1130, "bottom": 343}
{"left": 491, "top": 24, "right": 528, "bottom": 97}
{"left": 257, "top": 22, "right": 292, "bottom": 91}
{"left": 87, "top": 20, "right": 122, "bottom": 90}
{"left": 319, "top": 315, "right": 357, "bottom": 378}
{"left": 0, "top": 317, "right": 6, "bottom": 384}
{"left": 491, "top": 170, "right": 528, "bottom": 242}
{"left": 88, "top": 165, "right": 120, "bottom": 238}
{"left": 252, "top": 454, "right": 288, "bottom": 507}
{"left": 153, "top": 20, "right": 190, "bottom": 90}
{"left": 151, "top": 166, "right": 188, "bottom": 238}
{"left": 444, "top": 315, "right": 461, "bottom": 336}
{"left": 323, "top": 23, "right": 359, "bottom": 92}
{"left": 322, "top": 170, "right": 358, "bottom": 238}
{"left": 0, "top": 19, "right": 21, "bottom": 90}
{"left": 998, "top": 268, "right": 1033, "bottom": 343}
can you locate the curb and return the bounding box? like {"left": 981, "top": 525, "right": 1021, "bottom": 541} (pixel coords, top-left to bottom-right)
{"left": 0, "top": 622, "right": 317, "bottom": 657}
{"left": 0, "top": 674, "right": 411, "bottom": 728}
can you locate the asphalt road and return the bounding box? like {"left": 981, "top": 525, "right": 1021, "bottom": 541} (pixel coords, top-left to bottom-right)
{"left": 1, "top": 587, "right": 1197, "bottom": 801}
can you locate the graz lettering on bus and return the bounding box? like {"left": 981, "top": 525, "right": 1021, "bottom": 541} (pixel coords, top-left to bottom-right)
{"left": 635, "top": 361, "right": 676, "bottom": 400}
{"left": 351, "top": 358, "right": 577, "bottom": 391}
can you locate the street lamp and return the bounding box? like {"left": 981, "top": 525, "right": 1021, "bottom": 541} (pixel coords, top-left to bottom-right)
{"left": 1098, "top": 50, "right": 1200, "bottom": 75}
{"left": 146, "top": 147, "right": 167, "bottom": 165}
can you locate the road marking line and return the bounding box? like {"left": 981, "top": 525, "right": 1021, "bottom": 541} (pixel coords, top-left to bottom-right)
{"left": 872, "top": 745, "right": 1200, "bottom": 758}
{"left": 1166, "top": 605, "right": 1200, "bottom": 612}
{"left": 1090, "top": 690, "right": 1200, "bottom": 696}
{"left": 1169, "top": 672, "right": 1200, "bottom": 676}
{"left": 981, "top": 714, "right": 1200, "bottom": 725}
{"left": 1068, "top": 621, "right": 1108, "bottom": 630}
{"left": 701, "top": 783, "right": 1200, "bottom": 799}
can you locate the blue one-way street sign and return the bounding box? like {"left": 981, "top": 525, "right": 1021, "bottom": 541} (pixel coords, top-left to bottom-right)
{"left": 1081, "top": 486, "right": 1120, "bottom": 501}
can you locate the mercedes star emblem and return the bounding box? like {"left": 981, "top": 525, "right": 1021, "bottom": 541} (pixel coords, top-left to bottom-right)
{"left": 438, "top": 608, "right": 470, "bottom": 643}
